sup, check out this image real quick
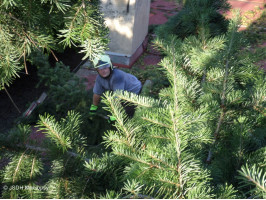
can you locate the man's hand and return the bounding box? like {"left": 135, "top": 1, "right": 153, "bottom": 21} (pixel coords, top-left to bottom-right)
{"left": 89, "top": 104, "right": 116, "bottom": 123}
{"left": 108, "top": 115, "right": 116, "bottom": 123}
{"left": 89, "top": 104, "right": 98, "bottom": 118}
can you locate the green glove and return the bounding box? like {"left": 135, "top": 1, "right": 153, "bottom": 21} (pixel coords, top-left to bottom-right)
{"left": 89, "top": 104, "right": 98, "bottom": 116}
{"left": 108, "top": 115, "right": 116, "bottom": 123}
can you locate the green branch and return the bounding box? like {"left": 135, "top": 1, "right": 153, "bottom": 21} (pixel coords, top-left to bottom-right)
{"left": 12, "top": 152, "right": 26, "bottom": 183}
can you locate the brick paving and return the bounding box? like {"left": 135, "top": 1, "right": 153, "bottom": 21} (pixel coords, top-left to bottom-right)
{"left": 144, "top": 0, "right": 181, "bottom": 67}
{"left": 149, "top": 0, "right": 180, "bottom": 25}
{"left": 227, "top": 0, "right": 265, "bottom": 26}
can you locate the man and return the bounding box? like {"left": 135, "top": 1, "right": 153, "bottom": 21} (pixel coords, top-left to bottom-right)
{"left": 89, "top": 54, "right": 142, "bottom": 121}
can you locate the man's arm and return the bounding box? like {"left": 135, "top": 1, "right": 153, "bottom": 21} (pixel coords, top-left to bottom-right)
{"left": 93, "top": 93, "right": 101, "bottom": 106}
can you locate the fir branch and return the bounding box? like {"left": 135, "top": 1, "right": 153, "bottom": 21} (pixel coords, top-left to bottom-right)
{"left": 12, "top": 151, "right": 26, "bottom": 183}
{"left": 22, "top": 30, "right": 41, "bottom": 51}
{"left": 136, "top": 166, "right": 154, "bottom": 179}
{"left": 16, "top": 144, "right": 91, "bottom": 163}
{"left": 81, "top": 177, "right": 90, "bottom": 198}
{"left": 116, "top": 152, "right": 163, "bottom": 170}
{"left": 103, "top": 131, "right": 133, "bottom": 149}
{"left": 114, "top": 90, "right": 160, "bottom": 108}
{"left": 238, "top": 164, "right": 266, "bottom": 198}
{"left": 122, "top": 179, "right": 144, "bottom": 197}
{"left": 159, "top": 178, "right": 180, "bottom": 187}
{"left": 10, "top": 27, "right": 25, "bottom": 45}
{"left": 103, "top": 92, "right": 137, "bottom": 145}
{"left": 45, "top": 0, "right": 71, "bottom": 13}
{"left": 206, "top": 111, "right": 225, "bottom": 162}
{"left": 23, "top": 42, "right": 28, "bottom": 74}
{"left": 4, "top": 86, "right": 21, "bottom": 113}
{"left": 158, "top": 42, "right": 203, "bottom": 197}
{"left": 1, "top": 151, "right": 44, "bottom": 199}
{"left": 122, "top": 194, "right": 153, "bottom": 199}
{"left": 169, "top": 52, "right": 184, "bottom": 193}
{"left": 37, "top": 114, "right": 71, "bottom": 152}
{"left": 151, "top": 135, "right": 171, "bottom": 140}
{"left": 29, "top": 156, "right": 36, "bottom": 180}
{"left": 79, "top": 37, "right": 106, "bottom": 60}
{"left": 141, "top": 117, "right": 170, "bottom": 129}
{"left": 42, "top": 121, "right": 68, "bottom": 149}
{"left": 49, "top": 49, "right": 58, "bottom": 62}
{"left": 206, "top": 14, "right": 240, "bottom": 163}
{"left": 147, "top": 153, "right": 177, "bottom": 171}
{"left": 7, "top": 12, "right": 25, "bottom": 24}
{"left": 162, "top": 52, "right": 188, "bottom": 198}
{"left": 69, "top": 3, "right": 84, "bottom": 30}
{"left": 28, "top": 156, "right": 43, "bottom": 199}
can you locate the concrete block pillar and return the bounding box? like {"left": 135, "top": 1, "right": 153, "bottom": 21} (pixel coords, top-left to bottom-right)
{"left": 100, "top": 0, "right": 151, "bottom": 67}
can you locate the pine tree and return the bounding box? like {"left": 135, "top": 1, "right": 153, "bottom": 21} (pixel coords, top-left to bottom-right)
{"left": 1, "top": 1, "right": 265, "bottom": 199}
{"left": 0, "top": 111, "right": 127, "bottom": 198}
{"left": 0, "top": 0, "right": 108, "bottom": 90}
{"left": 156, "top": 0, "right": 230, "bottom": 40}
{"left": 102, "top": 11, "right": 265, "bottom": 198}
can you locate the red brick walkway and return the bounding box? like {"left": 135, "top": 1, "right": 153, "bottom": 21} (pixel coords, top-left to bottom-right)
{"left": 227, "top": 0, "right": 265, "bottom": 70}
{"left": 149, "top": 0, "right": 181, "bottom": 25}
{"left": 229, "top": 0, "right": 264, "bottom": 12}
{"left": 144, "top": 0, "right": 181, "bottom": 67}
{"left": 227, "top": 0, "right": 265, "bottom": 27}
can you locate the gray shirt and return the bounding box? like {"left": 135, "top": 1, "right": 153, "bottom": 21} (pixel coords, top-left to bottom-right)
{"left": 93, "top": 69, "right": 142, "bottom": 95}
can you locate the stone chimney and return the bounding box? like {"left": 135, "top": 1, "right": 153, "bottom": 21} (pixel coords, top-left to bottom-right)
{"left": 100, "top": 0, "right": 151, "bottom": 67}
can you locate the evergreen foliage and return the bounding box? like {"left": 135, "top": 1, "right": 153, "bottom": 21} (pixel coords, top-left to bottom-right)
{"left": 29, "top": 51, "right": 89, "bottom": 119}
{"left": 19, "top": 52, "right": 111, "bottom": 145}
{"left": 1, "top": 1, "right": 265, "bottom": 199}
{"left": 0, "top": 112, "right": 126, "bottom": 198}
{"left": 156, "top": 0, "right": 230, "bottom": 40}
{"left": 238, "top": 163, "right": 266, "bottom": 198}
{"left": 123, "top": 64, "right": 170, "bottom": 98}
{"left": 0, "top": 0, "right": 108, "bottom": 90}
{"left": 2, "top": 153, "right": 43, "bottom": 199}
{"left": 101, "top": 11, "right": 265, "bottom": 198}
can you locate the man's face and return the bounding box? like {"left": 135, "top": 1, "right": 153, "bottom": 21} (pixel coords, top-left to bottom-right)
{"left": 97, "top": 67, "right": 111, "bottom": 78}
